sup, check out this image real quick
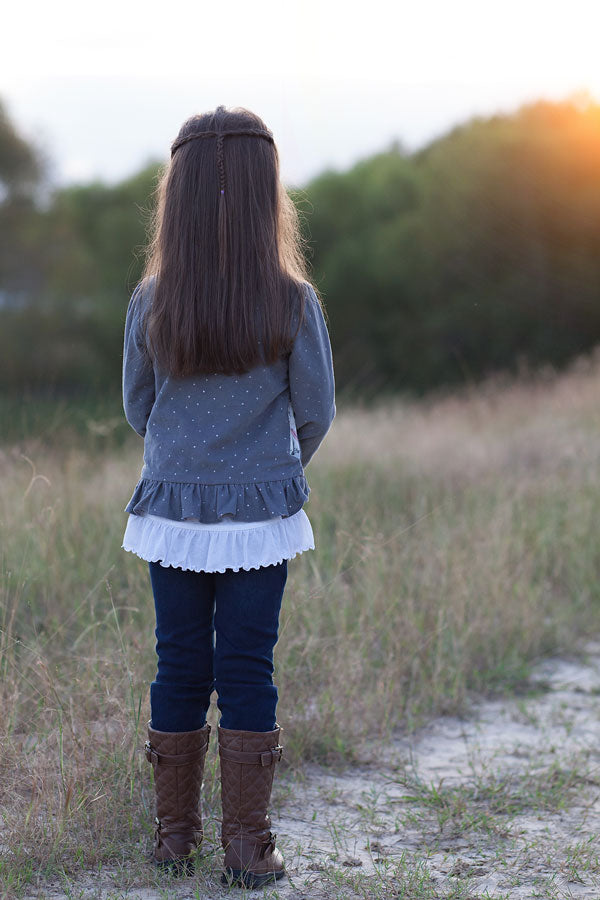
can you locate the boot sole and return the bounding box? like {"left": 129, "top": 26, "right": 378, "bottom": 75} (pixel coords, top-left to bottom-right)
{"left": 221, "top": 866, "right": 286, "bottom": 888}
{"left": 154, "top": 856, "right": 195, "bottom": 877}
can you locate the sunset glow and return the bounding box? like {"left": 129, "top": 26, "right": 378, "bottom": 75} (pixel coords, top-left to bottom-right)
{"left": 2, "top": 0, "right": 599, "bottom": 186}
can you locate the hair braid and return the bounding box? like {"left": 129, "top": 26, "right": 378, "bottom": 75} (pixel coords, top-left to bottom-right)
{"left": 216, "top": 133, "right": 227, "bottom": 277}
{"left": 170, "top": 129, "right": 274, "bottom": 158}
{"left": 215, "top": 133, "right": 226, "bottom": 195}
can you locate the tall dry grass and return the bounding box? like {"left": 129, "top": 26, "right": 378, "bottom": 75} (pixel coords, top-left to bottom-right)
{"left": 2, "top": 351, "right": 600, "bottom": 892}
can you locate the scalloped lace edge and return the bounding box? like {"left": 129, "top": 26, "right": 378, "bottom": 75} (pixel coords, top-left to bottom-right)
{"left": 120, "top": 541, "right": 314, "bottom": 573}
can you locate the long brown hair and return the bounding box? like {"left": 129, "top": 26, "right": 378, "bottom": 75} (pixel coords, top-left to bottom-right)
{"left": 138, "top": 105, "right": 315, "bottom": 377}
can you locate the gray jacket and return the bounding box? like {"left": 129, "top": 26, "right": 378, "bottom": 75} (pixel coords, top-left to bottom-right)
{"left": 122, "top": 278, "right": 336, "bottom": 522}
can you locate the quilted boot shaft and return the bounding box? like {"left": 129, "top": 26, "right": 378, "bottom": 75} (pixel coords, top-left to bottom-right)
{"left": 218, "top": 725, "right": 285, "bottom": 887}
{"left": 145, "top": 722, "right": 211, "bottom": 870}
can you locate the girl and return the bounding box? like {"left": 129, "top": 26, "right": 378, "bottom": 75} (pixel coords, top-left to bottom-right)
{"left": 121, "top": 105, "right": 335, "bottom": 888}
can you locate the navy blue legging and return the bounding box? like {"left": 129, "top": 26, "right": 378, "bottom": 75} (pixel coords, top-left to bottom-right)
{"left": 147, "top": 560, "right": 287, "bottom": 732}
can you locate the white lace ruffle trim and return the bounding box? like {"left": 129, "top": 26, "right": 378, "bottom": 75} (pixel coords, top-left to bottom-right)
{"left": 121, "top": 508, "right": 314, "bottom": 573}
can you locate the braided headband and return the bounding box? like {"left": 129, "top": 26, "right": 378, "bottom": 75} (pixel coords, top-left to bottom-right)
{"left": 171, "top": 128, "right": 274, "bottom": 157}
{"left": 170, "top": 128, "right": 275, "bottom": 197}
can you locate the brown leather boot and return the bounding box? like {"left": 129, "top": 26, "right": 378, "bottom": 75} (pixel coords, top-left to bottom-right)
{"left": 218, "top": 724, "right": 285, "bottom": 888}
{"left": 144, "top": 721, "right": 211, "bottom": 874}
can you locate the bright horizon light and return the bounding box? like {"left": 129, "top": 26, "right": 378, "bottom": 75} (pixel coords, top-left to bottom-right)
{"left": 3, "top": 0, "right": 600, "bottom": 188}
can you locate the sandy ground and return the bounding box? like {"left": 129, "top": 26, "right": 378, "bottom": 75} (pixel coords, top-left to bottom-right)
{"left": 26, "top": 643, "right": 600, "bottom": 899}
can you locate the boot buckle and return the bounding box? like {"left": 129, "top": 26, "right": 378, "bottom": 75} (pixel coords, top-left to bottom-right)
{"left": 260, "top": 832, "right": 277, "bottom": 857}
{"left": 260, "top": 745, "right": 283, "bottom": 766}
{"left": 145, "top": 740, "right": 159, "bottom": 765}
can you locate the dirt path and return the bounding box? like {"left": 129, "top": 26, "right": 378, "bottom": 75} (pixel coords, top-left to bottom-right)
{"left": 29, "top": 644, "right": 600, "bottom": 899}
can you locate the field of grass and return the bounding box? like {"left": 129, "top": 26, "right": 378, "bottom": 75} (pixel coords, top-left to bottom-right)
{"left": 2, "top": 351, "right": 600, "bottom": 896}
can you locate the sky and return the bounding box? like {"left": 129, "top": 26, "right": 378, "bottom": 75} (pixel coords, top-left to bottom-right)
{"left": 2, "top": 0, "right": 600, "bottom": 190}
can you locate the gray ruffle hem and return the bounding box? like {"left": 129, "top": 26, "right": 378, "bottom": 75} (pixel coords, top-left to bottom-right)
{"left": 124, "top": 473, "right": 310, "bottom": 523}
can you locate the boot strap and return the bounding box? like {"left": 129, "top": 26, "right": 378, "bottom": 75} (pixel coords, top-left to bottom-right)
{"left": 219, "top": 744, "right": 283, "bottom": 766}
{"left": 223, "top": 829, "right": 278, "bottom": 857}
{"left": 145, "top": 738, "right": 209, "bottom": 767}
{"left": 261, "top": 831, "right": 277, "bottom": 857}
{"left": 155, "top": 814, "right": 202, "bottom": 839}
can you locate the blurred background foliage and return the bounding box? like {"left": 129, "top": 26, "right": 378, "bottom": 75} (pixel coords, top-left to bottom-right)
{"left": 1, "top": 95, "right": 600, "bottom": 402}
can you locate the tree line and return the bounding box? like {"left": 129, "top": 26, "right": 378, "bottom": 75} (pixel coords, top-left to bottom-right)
{"left": 1, "top": 95, "right": 600, "bottom": 399}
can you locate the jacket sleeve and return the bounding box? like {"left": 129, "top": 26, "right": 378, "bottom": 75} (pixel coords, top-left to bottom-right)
{"left": 288, "top": 283, "right": 336, "bottom": 467}
{"left": 122, "top": 283, "right": 155, "bottom": 438}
